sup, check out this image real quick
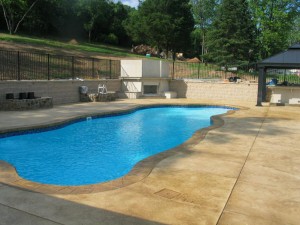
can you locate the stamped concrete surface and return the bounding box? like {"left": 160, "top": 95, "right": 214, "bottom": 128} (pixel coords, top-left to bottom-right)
{"left": 0, "top": 99, "right": 299, "bottom": 225}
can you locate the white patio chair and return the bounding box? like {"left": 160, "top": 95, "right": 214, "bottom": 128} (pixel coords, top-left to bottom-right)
{"left": 98, "top": 84, "right": 107, "bottom": 94}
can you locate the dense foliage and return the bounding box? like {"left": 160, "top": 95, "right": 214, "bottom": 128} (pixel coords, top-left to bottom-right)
{"left": 192, "top": 0, "right": 299, "bottom": 62}
{"left": 249, "top": 0, "right": 299, "bottom": 58}
{"left": 0, "top": 0, "right": 134, "bottom": 46}
{"left": 124, "top": 0, "right": 194, "bottom": 59}
{"left": 206, "top": 0, "right": 257, "bottom": 66}
{"left": 190, "top": 0, "right": 217, "bottom": 56}
{"left": 0, "top": 0, "right": 299, "bottom": 64}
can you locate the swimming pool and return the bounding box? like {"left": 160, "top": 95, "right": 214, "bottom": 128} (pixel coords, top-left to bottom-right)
{"left": 0, "top": 106, "right": 234, "bottom": 186}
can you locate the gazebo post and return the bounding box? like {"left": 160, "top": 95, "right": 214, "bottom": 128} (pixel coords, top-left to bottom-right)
{"left": 256, "top": 67, "right": 266, "bottom": 106}
{"left": 262, "top": 68, "right": 267, "bottom": 102}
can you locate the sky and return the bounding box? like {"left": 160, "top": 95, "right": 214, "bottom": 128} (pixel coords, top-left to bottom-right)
{"left": 116, "top": 0, "right": 139, "bottom": 8}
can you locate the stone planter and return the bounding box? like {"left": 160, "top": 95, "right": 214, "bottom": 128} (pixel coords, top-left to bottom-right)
{"left": 1, "top": 97, "right": 53, "bottom": 111}
{"left": 80, "top": 92, "right": 117, "bottom": 102}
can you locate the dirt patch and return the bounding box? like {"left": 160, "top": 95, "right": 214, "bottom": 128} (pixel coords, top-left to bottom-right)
{"left": 68, "top": 39, "right": 78, "bottom": 45}
{"left": 187, "top": 57, "right": 201, "bottom": 63}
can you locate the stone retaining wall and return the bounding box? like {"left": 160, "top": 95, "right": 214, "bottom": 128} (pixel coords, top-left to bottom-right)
{"left": 170, "top": 80, "right": 258, "bottom": 101}
{"left": 80, "top": 92, "right": 117, "bottom": 102}
{"left": 1, "top": 97, "right": 53, "bottom": 111}
{"left": 0, "top": 80, "right": 121, "bottom": 105}
{"left": 0, "top": 79, "right": 259, "bottom": 107}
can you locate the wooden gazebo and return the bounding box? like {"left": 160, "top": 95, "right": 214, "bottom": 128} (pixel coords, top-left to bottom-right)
{"left": 257, "top": 43, "right": 300, "bottom": 106}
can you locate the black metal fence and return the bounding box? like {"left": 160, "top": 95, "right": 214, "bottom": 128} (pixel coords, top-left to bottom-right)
{"left": 171, "top": 61, "right": 300, "bottom": 85}
{"left": 2, "top": 49, "right": 299, "bottom": 85}
{"left": 170, "top": 61, "right": 259, "bottom": 82}
{"left": 0, "top": 50, "right": 120, "bottom": 80}
{"left": 266, "top": 68, "right": 300, "bottom": 85}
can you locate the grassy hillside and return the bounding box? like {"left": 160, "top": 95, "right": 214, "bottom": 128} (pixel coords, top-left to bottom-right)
{"left": 0, "top": 33, "right": 136, "bottom": 58}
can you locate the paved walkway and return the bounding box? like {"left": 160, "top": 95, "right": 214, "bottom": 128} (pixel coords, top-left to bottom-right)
{"left": 0, "top": 99, "right": 299, "bottom": 225}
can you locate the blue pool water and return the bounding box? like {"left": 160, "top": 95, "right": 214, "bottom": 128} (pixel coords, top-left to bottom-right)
{"left": 0, "top": 106, "right": 233, "bottom": 186}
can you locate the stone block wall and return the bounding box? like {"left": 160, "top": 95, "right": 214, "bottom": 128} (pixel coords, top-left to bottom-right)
{"left": 0, "top": 80, "right": 121, "bottom": 105}
{"left": 269, "top": 86, "right": 300, "bottom": 105}
{"left": 1, "top": 79, "right": 259, "bottom": 106}
{"left": 2, "top": 97, "right": 53, "bottom": 111}
{"left": 170, "top": 80, "right": 258, "bottom": 101}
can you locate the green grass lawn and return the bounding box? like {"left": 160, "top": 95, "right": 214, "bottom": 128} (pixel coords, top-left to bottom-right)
{"left": 0, "top": 33, "right": 137, "bottom": 57}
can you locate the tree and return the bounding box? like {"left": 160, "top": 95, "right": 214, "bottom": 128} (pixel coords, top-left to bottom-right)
{"left": 107, "top": 2, "right": 132, "bottom": 45}
{"left": 190, "top": 0, "right": 218, "bottom": 59}
{"left": 0, "top": 0, "right": 40, "bottom": 34}
{"left": 77, "top": 0, "right": 113, "bottom": 42}
{"left": 124, "top": 0, "right": 194, "bottom": 59}
{"left": 206, "top": 0, "right": 257, "bottom": 66}
{"left": 22, "top": 0, "right": 74, "bottom": 36}
{"left": 249, "top": 0, "right": 299, "bottom": 58}
{"left": 123, "top": 9, "right": 145, "bottom": 44}
{"left": 289, "top": 17, "right": 300, "bottom": 45}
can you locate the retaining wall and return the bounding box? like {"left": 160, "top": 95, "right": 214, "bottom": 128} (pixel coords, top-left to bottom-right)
{"left": 0, "top": 79, "right": 259, "bottom": 106}
{"left": 170, "top": 80, "right": 258, "bottom": 101}
{"left": 269, "top": 86, "right": 300, "bottom": 105}
{"left": 0, "top": 80, "right": 121, "bottom": 105}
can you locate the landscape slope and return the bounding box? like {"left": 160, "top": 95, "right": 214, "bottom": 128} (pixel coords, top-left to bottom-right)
{"left": 0, "top": 33, "right": 139, "bottom": 60}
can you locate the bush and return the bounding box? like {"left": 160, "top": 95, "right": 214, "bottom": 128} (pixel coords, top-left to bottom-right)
{"left": 104, "top": 33, "right": 119, "bottom": 45}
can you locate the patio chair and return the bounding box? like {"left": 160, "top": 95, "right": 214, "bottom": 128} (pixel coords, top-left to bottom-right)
{"left": 98, "top": 84, "right": 107, "bottom": 94}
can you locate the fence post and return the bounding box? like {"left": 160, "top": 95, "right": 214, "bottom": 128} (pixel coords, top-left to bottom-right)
{"left": 109, "top": 59, "right": 112, "bottom": 79}
{"left": 17, "top": 51, "right": 20, "bottom": 80}
{"left": 172, "top": 60, "right": 175, "bottom": 79}
{"left": 47, "top": 54, "right": 50, "bottom": 80}
{"left": 71, "top": 56, "right": 75, "bottom": 80}
{"left": 92, "top": 58, "right": 95, "bottom": 78}
{"left": 197, "top": 62, "right": 200, "bottom": 79}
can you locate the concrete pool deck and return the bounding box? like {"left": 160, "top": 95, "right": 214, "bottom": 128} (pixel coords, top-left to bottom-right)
{"left": 0, "top": 99, "right": 299, "bottom": 225}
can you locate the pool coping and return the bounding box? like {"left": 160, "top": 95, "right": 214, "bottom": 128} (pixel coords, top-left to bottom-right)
{"left": 0, "top": 103, "right": 247, "bottom": 195}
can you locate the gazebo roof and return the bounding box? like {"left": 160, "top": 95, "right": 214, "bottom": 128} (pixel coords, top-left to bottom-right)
{"left": 259, "top": 43, "right": 300, "bottom": 69}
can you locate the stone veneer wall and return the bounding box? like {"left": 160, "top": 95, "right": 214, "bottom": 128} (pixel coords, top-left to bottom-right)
{"left": 170, "top": 80, "right": 258, "bottom": 101}
{"left": 269, "top": 86, "right": 300, "bottom": 105}
{"left": 2, "top": 97, "right": 53, "bottom": 110}
{"left": 1, "top": 79, "right": 259, "bottom": 106}
{"left": 0, "top": 80, "right": 121, "bottom": 105}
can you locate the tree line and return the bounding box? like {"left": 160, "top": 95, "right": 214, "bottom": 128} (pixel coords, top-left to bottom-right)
{"left": 196, "top": 0, "right": 299, "bottom": 65}
{"left": 0, "top": 0, "right": 299, "bottom": 65}
{"left": 0, "top": 0, "right": 134, "bottom": 46}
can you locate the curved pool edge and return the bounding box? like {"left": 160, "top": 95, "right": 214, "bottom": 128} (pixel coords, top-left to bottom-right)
{"left": 0, "top": 103, "right": 247, "bottom": 195}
